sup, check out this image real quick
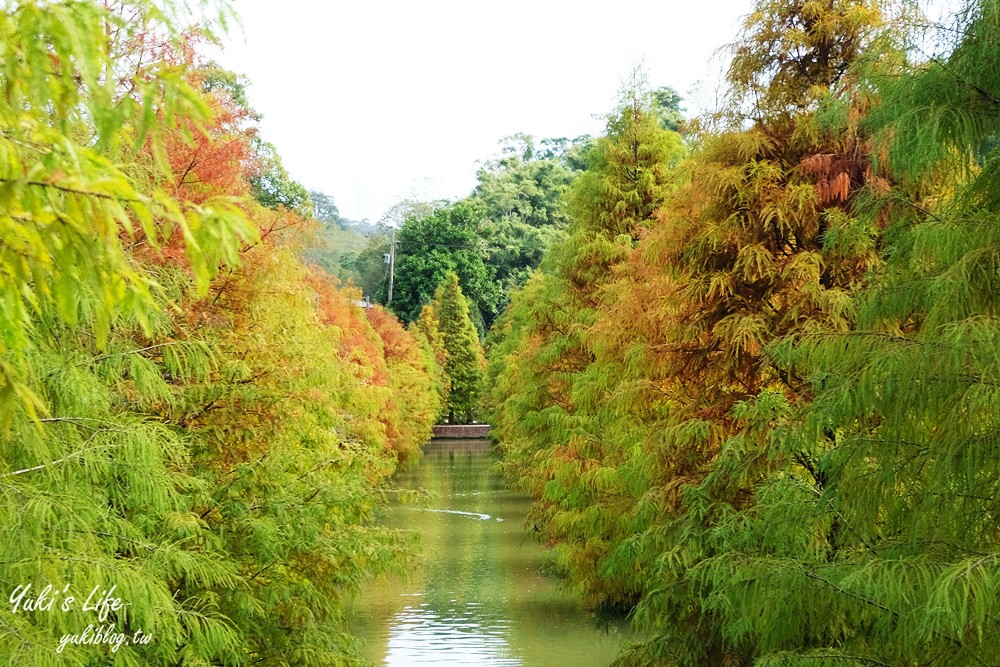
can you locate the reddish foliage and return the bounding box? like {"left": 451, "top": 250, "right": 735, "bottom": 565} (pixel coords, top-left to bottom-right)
{"left": 163, "top": 96, "right": 254, "bottom": 205}
{"left": 365, "top": 306, "right": 420, "bottom": 363}
{"left": 307, "top": 269, "right": 389, "bottom": 387}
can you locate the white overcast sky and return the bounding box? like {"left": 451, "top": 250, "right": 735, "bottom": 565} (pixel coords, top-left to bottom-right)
{"left": 216, "top": 1, "right": 755, "bottom": 223}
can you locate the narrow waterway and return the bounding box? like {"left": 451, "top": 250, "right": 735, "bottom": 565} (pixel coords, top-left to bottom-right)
{"left": 349, "top": 438, "right": 629, "bottom": 666}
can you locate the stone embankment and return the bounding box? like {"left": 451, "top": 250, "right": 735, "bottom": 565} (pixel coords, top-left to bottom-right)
{"left": 431, "top": 424, "right": 490, "bottom": 439}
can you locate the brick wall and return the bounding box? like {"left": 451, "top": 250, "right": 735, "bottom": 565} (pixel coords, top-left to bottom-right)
{"left": 431, "top": 424, "right": 491, "bottom": 439}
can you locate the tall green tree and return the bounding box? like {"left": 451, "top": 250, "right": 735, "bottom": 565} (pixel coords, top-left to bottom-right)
{"left": 248, "top": 139, "right": 309, "bottom": 211}
{"left": 652, "top": 85, "right": 685, "bottom": 132}
{"left": 435, "top": 273, "right": 486, "bottom": 423}
{"left": 381, "top": 200, "right": 500, "bottom": 327}
{"left": 362, "top": 135, "right": 590, "bottom": 329}
{"left": 308, "top": 190, "right": 345, "bottom": 228}
{"left": 411, "top": 304, "right": 451, "bottom": 420}
{"left": 473, "top": 133, "right": 589, "bottom": 302}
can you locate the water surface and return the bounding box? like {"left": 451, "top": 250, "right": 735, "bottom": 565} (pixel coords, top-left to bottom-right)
{"left": 350, "top": 438, "right": 628, "bottom": 666}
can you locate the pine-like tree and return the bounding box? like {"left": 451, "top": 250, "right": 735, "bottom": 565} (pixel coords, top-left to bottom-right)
{"left": 435, "top": 273, "right": 486, "bottom": 423}
{"left": 367, "top": 304, "right": 443, "bottom": 461}
{"left": 410, "top": 304, "right": 451, "bottom": 421}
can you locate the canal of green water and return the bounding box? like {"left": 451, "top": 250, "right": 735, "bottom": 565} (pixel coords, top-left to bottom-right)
{"left": 349, "top": 438, "right": 630, "bottom": 666}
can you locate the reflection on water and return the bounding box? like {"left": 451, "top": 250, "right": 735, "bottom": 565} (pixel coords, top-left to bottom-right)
{"left": 350, "top": 439, "right": 628, "bottom": 666}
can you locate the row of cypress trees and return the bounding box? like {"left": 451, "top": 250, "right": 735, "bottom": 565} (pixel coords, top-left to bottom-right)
{"left": 0, "top": 2, "right": 442, "bottom": 665}
{"left": 487, "top": 0, "right": 1000, "bottom": 664}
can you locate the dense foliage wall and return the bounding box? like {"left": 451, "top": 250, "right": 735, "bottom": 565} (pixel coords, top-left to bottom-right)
{"left": 0, "top": 3, "right": 440, "bottom": 665}
{"left": 488, "top": 0, "right": 1000, "bottom": 665}
{"left": 486, "top": 87, "right": 686, "bottom": 612}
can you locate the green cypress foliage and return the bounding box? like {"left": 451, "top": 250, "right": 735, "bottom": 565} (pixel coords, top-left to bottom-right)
{"left": 434, "top": 272, "right": 486, "bottom": 423}
{"left": 486, "top": 85, "right": 685, "bottom": 610}
{"left": 410, "top": 304, "right": 452, "bottom": 421}
{"left": 0, "top": 0, "right": 253, "bottom": 422}
{"left": 606, "top": 2, "right": 896, "bottom": 661}
{"left": 685, "top": 3, "right": 1000, "bottom": 665}
{"left": 0, "top": 4, "right": 441, "bottom": 664}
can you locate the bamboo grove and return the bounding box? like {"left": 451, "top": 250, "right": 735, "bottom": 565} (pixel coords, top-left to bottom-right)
{"left": 0, "top": 2, "right": 447, "bottom": 665}
{"left": 487, "top": 0, "right": 1000, "bottom": 664}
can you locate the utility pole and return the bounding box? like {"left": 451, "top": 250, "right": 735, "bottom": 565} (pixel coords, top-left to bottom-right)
{"left": 387, "top": 228, "right": 396, "bottom": 306}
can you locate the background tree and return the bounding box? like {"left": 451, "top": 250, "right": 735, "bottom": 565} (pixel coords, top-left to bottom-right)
{"left": 300, "top": 190, "right": 373, "bottom": 284}
{"left": 380, "top": 200, "right": 500, "bottom": 331}
{"left": 338, "top": 199, "right": 448, "bottom": 300}
{"left": 248, "top": 138, "right": 310, "bottom": 211}
{"left": 652, "top": 85, "right": 685, "bottom": 131}
{"left": 308, "top": 189, "right": 346, "bottom": 227}
{"left": 338, "top": 230, "right": 391, "bottom": 298}
{"left": 472, "top": 133, "right": 589, "bottom": 303}
{"left": 349, "top": 134, "right": 591, "bottom": 328}
{"left": 434, "top": 273, "right": 486, "bottom": 423}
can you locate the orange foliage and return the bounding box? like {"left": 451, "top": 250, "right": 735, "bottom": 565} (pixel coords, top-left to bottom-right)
{"left": 307, "top": 269, "right": 390, "bottom": 388}
{"left": 164, "top": 93, "right": 254, "bottom": 204}
{"left": 366, "top": 306, "right": 421, "bottom": 363}
{"left": 119, "top": 32, "right": 259, "bottom": 273}
{"left": 366, "top": 306, "right": 441, "bottom": 462}
{"left": 117, "top": 29, "right": 256, "bottom": 205}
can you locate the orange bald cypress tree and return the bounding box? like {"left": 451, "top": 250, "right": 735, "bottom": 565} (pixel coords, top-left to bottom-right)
{"left": 487, "top": 85, "right": 685, "bottom": 610}
{"left": 681, "top": 2, "right": 1000, "bottom": 665}
{"left": 367, "top": 304, "right": 443, "bottom": 461}
{"left": 590, "top": 1, "right": 896, "bottom": 663}
{"left": 489, "top": 1, "right": 902, "bottom": 663}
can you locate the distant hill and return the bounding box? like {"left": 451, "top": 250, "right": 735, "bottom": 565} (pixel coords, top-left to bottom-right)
{"left": 301, "top": 190, "right": 377, "bottom": 285}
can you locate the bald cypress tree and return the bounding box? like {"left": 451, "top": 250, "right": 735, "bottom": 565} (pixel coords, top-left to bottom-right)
{"left": 0, "top": 4, "right": 439, "bottom": 663}
{"left": 602, "top": 1, "right": 901, "bottom": 663}
{"left": 410, "top": 304, "right": 451, "bottom": 422}
{"left": 490, "top": 0, "right": 903, "bottom": 663}
{"left": 687, "top": 2, "right": 1000, "bottom": 665}
{"left": 435, "top": 273, "right": 485, "bottom": 423}
{"left": 487, "top": 84, "right": 685, "bottom": 610}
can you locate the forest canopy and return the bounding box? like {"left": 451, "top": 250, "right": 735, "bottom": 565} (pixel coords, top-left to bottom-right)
{"left": 4, "top": 0, "right": 1000, "bottom": 666}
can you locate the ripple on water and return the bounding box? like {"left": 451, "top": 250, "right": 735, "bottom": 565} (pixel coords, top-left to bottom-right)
{"left": 385, "top": 605, "right": 519, "bottom": 666}
{"left": 417, "top": 508, "right": 500, "bottom": 521}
